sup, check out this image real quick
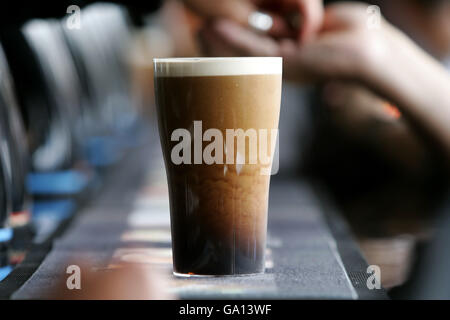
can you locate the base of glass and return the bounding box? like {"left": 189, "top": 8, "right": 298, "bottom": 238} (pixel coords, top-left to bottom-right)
{"left": 173, "top": 270, "right": 265, "bottom": 278}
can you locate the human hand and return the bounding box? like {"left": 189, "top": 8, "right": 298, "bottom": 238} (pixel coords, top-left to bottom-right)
{"left": 186, "top": 0, "right": 323, "bottom": 43}
{"left": 255, "top": 0, "right": 324, "bottom": 42}
{"left": 199, "top": 2, "right": 392, "bottom": 83}
{"left": 279, "top": 3, "right": 394, "bottom": 84}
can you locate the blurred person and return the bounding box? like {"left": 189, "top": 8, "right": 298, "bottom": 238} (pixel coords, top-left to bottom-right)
{"left": 284, "top": 0, "right": 450, "bottom": 241}
{"left": 313, "top": 0, "right": 450, "bottom": 176}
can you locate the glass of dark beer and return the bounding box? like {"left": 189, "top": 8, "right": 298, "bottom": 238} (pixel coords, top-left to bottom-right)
{"left": 154, "top": 58, "right": 282, "bottom": 276}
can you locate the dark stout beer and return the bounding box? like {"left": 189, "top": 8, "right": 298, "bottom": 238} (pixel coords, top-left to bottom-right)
{"left": 154, "top": 58, "right": 282, "bottom": 276}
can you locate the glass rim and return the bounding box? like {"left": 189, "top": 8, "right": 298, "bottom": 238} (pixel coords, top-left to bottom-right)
{"left": 153, "top": 57, "right": 282, "bottom": 63}
{"left": 153, "top": 57, "right": 282, "bottom": 77}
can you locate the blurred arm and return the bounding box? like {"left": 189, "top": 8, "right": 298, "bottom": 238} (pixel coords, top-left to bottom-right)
{"left": 369, "top": 24, "right": 450, "bottom": 164}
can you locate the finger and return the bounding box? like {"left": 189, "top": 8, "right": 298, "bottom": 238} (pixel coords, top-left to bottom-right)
{"left": 251, "top": 1, "right": 303, "bottom": 39}
{"left": 297, "top": 0, "right": 324, "bottom": 43}
{"left": 212, "top": 19, "right": 280, "bottom": 56}
{"left": 321, "top": 2, "right": 371, "bottom": 31}
{"left": 220, "top": 0, "right": 257, "bottom": 25}
{"left": 268, "top": 13, "right": 299, "bottom": 38}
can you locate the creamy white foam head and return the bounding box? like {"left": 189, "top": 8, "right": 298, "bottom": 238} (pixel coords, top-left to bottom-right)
{"left": 154, "top": 57, "right": 282, "bottom": 77}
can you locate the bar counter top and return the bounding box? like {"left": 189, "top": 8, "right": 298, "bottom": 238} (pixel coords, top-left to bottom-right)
{"left": 1, "top": 131, "right": 388, "bottom": 300}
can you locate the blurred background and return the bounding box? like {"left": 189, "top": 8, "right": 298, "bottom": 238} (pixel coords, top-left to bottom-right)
{"left": 0, "top": 0, "right": 449, "bottom": 299}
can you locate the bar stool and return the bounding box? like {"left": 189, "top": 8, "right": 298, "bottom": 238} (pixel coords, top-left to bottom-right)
{"left": 0, "top": 45, "right": 35, "bottom": 269}
{"left": 61, "top": 3, "right": 142, "bottom": 167}
{"left": 0, "top": 103, "right": 13, "bottom": 281}
{"left": 0, "top": 22, "right": 89, "bottom": 243}
{"left": 0, "top": 45, "right": 31, "bottom": 228}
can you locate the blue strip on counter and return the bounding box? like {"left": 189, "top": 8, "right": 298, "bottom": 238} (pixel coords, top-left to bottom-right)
{"left": 31, "top": 200, "right": 77, "bottom": 244}
{"left": 0, "top": 266, "right": 13, "bottom": 282}
{"left": 32, "top": 200, "right": 76, "bottom": 221}
{"left": 27, "top": 170, "right": 89, "bottom": 195}
{"left": 0, "top": 228, "right": 13, "bottom": 243}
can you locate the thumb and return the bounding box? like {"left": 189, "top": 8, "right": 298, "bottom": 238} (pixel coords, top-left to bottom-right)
{"left": 297, "top": 0, "right": 324, "bottom": 43}
{"left": 217, "top": 0, "right": 257, "bottom": 25}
